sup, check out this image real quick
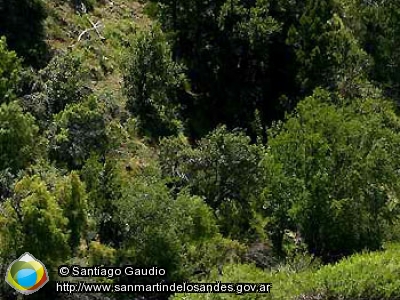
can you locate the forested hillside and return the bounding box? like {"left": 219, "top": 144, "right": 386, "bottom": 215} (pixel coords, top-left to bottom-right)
{"left": 1, "top": 0, "right": 400, "bottom": 299}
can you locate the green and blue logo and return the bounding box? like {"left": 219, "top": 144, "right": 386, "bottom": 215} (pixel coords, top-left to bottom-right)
{"left": 5, "top": 252, "right": 49, "bottom": 295}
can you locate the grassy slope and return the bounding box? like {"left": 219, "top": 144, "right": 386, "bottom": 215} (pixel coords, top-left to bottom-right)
{"left": 173, "top": 243, "right": 400, "bottom": 300}
{"left": 44, "top": 0, "right": 149, "bottom": 94}
{"left": 41, "top": 0, "right": 155, "bottom": 174}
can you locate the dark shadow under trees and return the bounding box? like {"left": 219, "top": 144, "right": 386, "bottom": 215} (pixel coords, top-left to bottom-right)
{"left": 0, "top": 0, "right": 49, "bottom": 68}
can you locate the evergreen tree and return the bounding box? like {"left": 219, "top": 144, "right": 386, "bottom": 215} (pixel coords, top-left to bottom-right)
{"left": 0, "top": 102, "right": 39, "bottom": 173}
{"left": 0, "top": 37, "right": 22, "bottom": 104}
{"left": 56, "top": 172, "right": 88, "bottom": 254}
{"left": 0, "top": 176, "right": 70, "bottom": 270}
{"left": 153, "top": 0, "right": 281, "bottom": 137}
{"left": 123, "top": 25, "right": 186, "bottom": 139}
{"left": 287, "top": 0, "right": 369, "bottom": 97}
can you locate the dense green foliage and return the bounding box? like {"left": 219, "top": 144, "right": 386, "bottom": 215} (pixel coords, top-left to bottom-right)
{"left": 26, "top": 52, "right": 91, "bottom": 121}
{"left": 287, "top": 1, "right": 370, "bottom": 97}
{"left": 151, "top": 0, "right": 284, "bottom": 136}
{"left": 0, "top": 38, "right": 22, "bottom": 103}
{"left": 160, "top": 127, "right": 266, "bottom": 241}
{"left": 0, "top": 175, "right": 71, "bottom": 269}
{"left": 0, "top": 102, "right": 39, "bottom": 172}
{"left": 49, "top": 96, "right": 109, "bottom": 169}
{"left": 173, "top": 243, "right": 400, "bottom": 300}
{"left": 123, "top": 26, "right": 186, "bottom": 138}
{"left": 1, "top": 0, "right": 400, "bottom": 299}
{"left": 264, "top": 89, "right": 400, "bottom": 259}
{"left": 352, "top": 1, "right": 400, "bottom": 101}
{"left": 56, "top": 171, "right": 88, "bottom": 254}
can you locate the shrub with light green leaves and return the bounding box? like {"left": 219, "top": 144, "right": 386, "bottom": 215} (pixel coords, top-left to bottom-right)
{"left": 173, "top": 243, "right": 400, "bottom": 300}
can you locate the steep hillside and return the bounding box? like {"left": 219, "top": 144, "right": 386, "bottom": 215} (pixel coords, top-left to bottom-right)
{"left": 1, "top": 1, "right": 400, "bottom": 300}
{"left": 45, "top": 0, "right": 149, "bottom": 92}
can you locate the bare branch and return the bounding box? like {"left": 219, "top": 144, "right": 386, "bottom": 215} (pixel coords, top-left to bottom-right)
{"left": 77, "top": 18, "right": 105, "bottom": 42}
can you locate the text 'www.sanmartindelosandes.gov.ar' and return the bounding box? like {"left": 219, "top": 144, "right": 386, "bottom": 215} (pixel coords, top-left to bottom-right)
{"left": 56, "top": 281, "right": 272, "bottom": 294}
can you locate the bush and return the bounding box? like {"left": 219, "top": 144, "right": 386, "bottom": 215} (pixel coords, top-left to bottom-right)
{"left": 88, "top": 241, "right": 117, "bottom": 266}
{"left": 24, "top": 51, "right": 91, "bottom": 123}
{"left": 116, "top": 178, "right": 220, "bottom": 283}
{"left": 172, "top": 243, "right": 400, "bottom": 300}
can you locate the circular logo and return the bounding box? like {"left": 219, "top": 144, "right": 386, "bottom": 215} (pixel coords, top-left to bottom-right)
{"left": 5, "top": 252, "right": 49, "bottom": 295}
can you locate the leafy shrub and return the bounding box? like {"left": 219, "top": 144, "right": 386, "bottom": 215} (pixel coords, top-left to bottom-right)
{"left": 88, "top": 241, "right": 117, "bottom": 266}
{"left": 116, "top": 178, "right": 220, "bottom": 282}
{"left": 23, "top": 51, "right": 91, "bottom": 123}
{"left": 173, "top": 243, "right": 400, "bottom": 300}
